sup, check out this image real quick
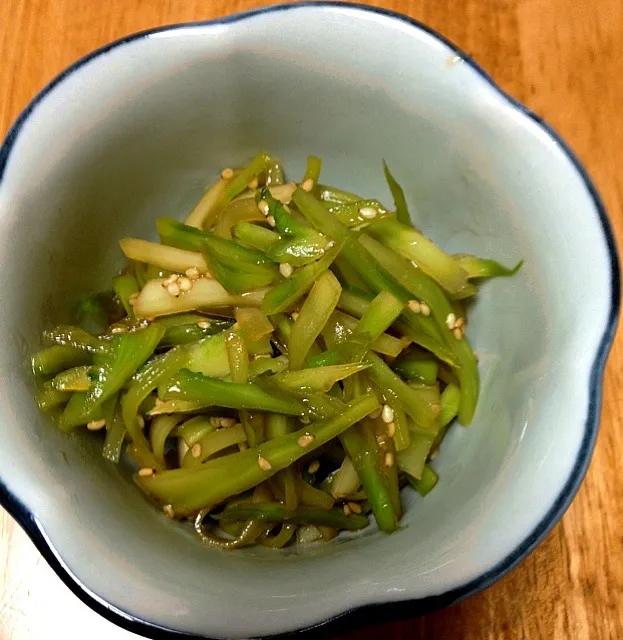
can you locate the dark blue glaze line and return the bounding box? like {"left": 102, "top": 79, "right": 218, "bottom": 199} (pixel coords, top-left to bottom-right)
{"left": 0, "top": 3, "right": 619, "bottom": 640}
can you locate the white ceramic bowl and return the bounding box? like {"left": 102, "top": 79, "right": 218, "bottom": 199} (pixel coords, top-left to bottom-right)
{"left": 0, "top": 3, "right": 619, "bottom": 639}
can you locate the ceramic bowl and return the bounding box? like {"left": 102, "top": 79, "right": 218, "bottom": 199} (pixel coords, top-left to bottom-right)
{"left": 0, "top": 3, "right": 618, "bottom": 639}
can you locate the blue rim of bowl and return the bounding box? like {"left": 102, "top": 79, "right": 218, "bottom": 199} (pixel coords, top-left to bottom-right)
{"left": 0, "top": 3, "right": 619, "bottom": 639}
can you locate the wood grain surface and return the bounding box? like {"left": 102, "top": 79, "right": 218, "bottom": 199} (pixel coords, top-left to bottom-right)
{"left": 0, "top": 1, "right": 621, "bottom": 639}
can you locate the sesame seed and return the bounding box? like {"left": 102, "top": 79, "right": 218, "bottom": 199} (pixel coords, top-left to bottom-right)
{"left": 111, "top": 326, "right": 127, "bottom": 334}
{"left": 381, "top": 404, "right": 395, "bottom": 424}
{"left": 185, "top": 267, "right": 200, "bottom": 280}
{"left": 369, "top": 407, "right": 382, "bottom": 420}
{"left": 210, "top": 417, "right": 221, "bottom": 427}
{"left": 387, "top": 421, "right": 396, "bottom": 438}
{"left": 445, "top": 313, "right": 456, "bottom": 330}
{"left": 163, "top": 504, "right": 175, "bottom": 518}
{"left": 258, "top": 455, "right": 272, "bottom": 471}
{"left": 279, "top": 262, "right": 293, "bottom": 278}
{"left": 138, "top": 467, "right": 154, "bottom": 477}
{"left": 455, "top": 317, "right": 465, "bottom": 329}
{"left": 358, "top": 206, "right": 377, "bottom": 219}
{"left": 453, "top": 327, "right": 463, "bottom": 340}
{"left": 166, "top": 282, "right": 180, "bottom": 297}
{"left": 348, "top": 501, "right": 362, "bottom": 514}
{"left": 420, "top": 302, "right": 431, "bottom": 316}
{"left": 258, "top": 199, "right": 270, "bottom": 216}
{"left": 178, "top": 277, "right": 192, "bottom": 292}
{"left": 290, "top": 311, "right": 300, "bottom": 321}
{"left": 308, "top": 460, "right": 320, "bottom": 474}
{"left": 220, "top": 417, "right": 236, "bottom": 428}
{"left": 326, "top": 240, "right": 335, "bottom": 249}
{"left": 247, "top": 177, "right": 259, "bottom": 190}
{"left": 408, "top": 300, "right": 421, "bottom": 314}
{"left": 128, "top": 293, "right": 139, "bottom": 306}
{"left": 191, "top": 443, "right": 202, "bottom": 458}
{"left": 384, "top": 452, "right": 394, "bottom": 468}
{"left": 221, "top": 167, "right": 235, "bottom": 180}
{"left": 343, "top": 504, "right": 352, "bottom": 516}
{"left": 197, "top": 320, "right": 211, "bottom": 329}
{"left": 86, "top": 419, "right": 106, "bottom": 431}
{"left": 429, "top": 449, "right": 439, "bottom": 461}
{"left": 431, "top": 403, "right": 442, "bottom": 416}
{"left": 163, "top": 274, "right": 178, "bottom": 286}
{"left": 301, "top": 178, "right": 314, "bottom": 192}
{"left": 298, "top": 434, "right": 315, "bottom": 448}
{"left": 267, "top": 215, "right": 276, "bottom": 227}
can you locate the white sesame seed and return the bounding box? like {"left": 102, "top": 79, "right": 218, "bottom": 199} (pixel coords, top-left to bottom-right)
{"left": 197, "top": 320, "right": 211, "bottom": 329}
{"left": 279, "top": 262, "right": 293, "bottom": 278}
{"left": 258, "top": 455, "right": 272, "bottom": 471}
{"left": 308, "top": 460, "right": 320, "bottom": 474}
{"left": 111, "top": 326, "right": 127, "bottom": 334}
{"left": 387, "top": 421, "right": 396, "bottom": 438}
{"left": 267, "top": 215, "right": 276, "bottom": 227}
{"left": 369, "top": 407, "right": 382, "bottom": 420}
{"left": 326, "top": 240, "right": 335, "bottom": 249}
{"left": 258, "top": 199, "right": 270, "bottom": 216}
{"left": 163, "top": 504, "right": 175, "bottom": 518}
{"left": 453, "top": 327, "right": 463, "bottom": 340}
{"left": 166, "top": 282, "right": 180, "bottom": 297}
{"left": 163, "top": 273, "right": 178, "bottom": 286}
{"left": 358, "top": 206, "right": 378, "bottom": 219}
{"left": 381, "top": 404, "right": 395, "bottom": 424}
{"left": 191, "top": 443, "right": 202, "bottom": 458}
{"left": 185, "top": 267, "right": 200, "bottom": 280}
{"left": 455, "top": 317, "right": 465, "bottom": 329}
{"left": 445, "top": 313, "right": 456, "bottom": 330}
{"left": 384, "top": 452, "right": 394, "bottom": 468}
{"left": 138, "top": 467, "right": 154, "bottom": 477}
{"left": 221, "top": 167, "right": 235, "bottom": 180}
{"left": 220, "top": 417, "right": 236, "bottom": 428}
{"left": 420, "top": 302, "right": 431, "bottom": 316}
{"left": 290, "top": 312, "right": 300, "bottom": 322}
{"left": 301, "top": 178, "right": 314, "bottom": 192}
{"left": 128, "top": 293, "right": 139, "bottom": 306}
{"left": 178, "top": 277, "right": 192, "bottom": 292}
{"left": 343, "top": 504, "right": 352, "bottom": 516}
{"left": 247, "top": 177, "right": 259, "bottom": 190}
{"left": 86, "top": 419, "right": 106, "bottom": 431}
{"left": 298, "top": 434, "right": 315, "bottom": 448}
{"left": 407, "top": 300, "right": 421, "bottom": 314}
{"left": 348, "top": 501, "right": 362, "bottom": 514}
{"left": 432, "top": 403, "right": 442, "bottom": 416}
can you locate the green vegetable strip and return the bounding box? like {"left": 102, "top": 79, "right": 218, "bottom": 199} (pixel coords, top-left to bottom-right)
{"left": 164, "top": 369, "right": 306, "bottom": 415}
{"left": 261, "top": 240, "right": 343, "bottom": 315}
{"left": 218, "top": 503, "right": 367, "bottom": 531}
{"left": 184, "top": 177, "right": 228, "bottom": 228}
{"left": 112, "top": 273, "right": 140, "bottom": 318}
{"left": 178, "top": 416, "right": 218, "bottom": 446}
{"left": 369, "top": 419, "right": 402, "bottom": 519}
{"left": 158, "top": 317, "right": 231, "bottom": 348}
{"left": 43, "top": 325, "right": 106, "bottom": 353}
{"left": 340, "top": 423, "right": 398, "bottom": 533}
{"left": 137, "top": 393, "right": 379, "bottom": 513}
{"left": 51, "top": 366, "right": 91, "bottom": 392}
{"left": 358, "top": 233, "right": 478, "bottom": 424}
{"left": 266, "top": 157, "right": 285, "bottom": 186}
{"left": 382, "top": 160, "right": 413, "bottom": 227}
{"left": 36, "top": 384, "right": 71, "bottom": 412}
{"left": 234, "top": 308, "right": 274, "bottom": 343}
{"left": 302, "top": 155, "right": 322, "bottom": 184}
{"left": 330, "top": 456, "right": 360, "bottom": 499}
{"left": 393, "top": 347, "right": 439, "bottom": 384}
{"left": 102, "top": 397, "right": 126, "bottom": 464}
{"left": 32, "top": 346, "right": 91, "bottom": 378}
{"left": 331, "top": 255, "right": 372, "bottom": 293}
{"left": 328, "top": 199, "right": 391, "bottom": 228}
{"left": 355, "top": 290, "right": 405, "bottom": 341}
{"left": 233, "top": 221, "right": 280, "bottom": 252}
{"left": 408, "top": 464, "right": 438, "bottom": 496}
{"left": 288, "top": 271, "right": 342, "bottom": 370}
{"left": 294, "top": 476, "right": 333, "bottom": 509}
{"left": 150, "top": 414, "right": 183, "bottom": 468}
{"left": 396, "top": 429, "right": 434, "bottom": 480}
{"left": 58, "top": 391, "right": 103, "bottom": 431}
{"left": 366, "top": 217, "right": 470, "bottom": 296}
{"left": 121, "top": 342, "right": 186, "bottom": 467}
{"left": 183, "top": 424, "right": 247, "bottom": 467}
{"left": 453, "top": 254, "right": 523, "bottom": 279}
{"left": 314, "top": 184, "right": 361, "bottom": 204}
{"left": 366, "top": 352, "right": 438, "bottom": 433}
{"left": 213, "top": 198, "right": 265, "bottom": 239}
{"left": 431, "top": 382, "right": 461, "bottom": 451}
{"left": 391, "top": 404, "right": 411, "bottom": 452}
{"left": 225, "top": 328, "right": 256, "bottom": 448}
{"left": 275, "top": 363, "right": 369, "bottom": 393}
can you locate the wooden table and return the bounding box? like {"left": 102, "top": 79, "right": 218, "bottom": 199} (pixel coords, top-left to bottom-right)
{"left": 1, "top": 1, "right": 621, "bottom": 638}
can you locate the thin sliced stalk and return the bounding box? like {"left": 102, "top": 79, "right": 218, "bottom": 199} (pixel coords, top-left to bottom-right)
{"left": 394, "top": 347, "right": 439, "bottom": 384}
{"left": 368, "top": 418, "right": 402, "bottom": 519}
{"left": 391, "top": 404, "right": 411, "bottom": 452}
{"left": 225, "top": 327, "right": 255, "bottom": 448}
{"left": 213, "top": 198, "right": 266, "bottom": 239}
{"left": 51, "top": 366, "right": 91, "bottom": 392}
{"left": 178, "top": 415, "right": 218, "bottom": 446}
{"left": 453, "top": 254, "right": 523, "bottom": 279}
{"left": 119, "top": 238, "right": 209, "bottom": 275}
{"left": 382, "top": 160, "right": 413, "bottom": 227}
{"left": 408, "top": 464, "right": 438, "bottom": 496}
{"left": 331, "top": 255, "right": 373, "bottom": 293}
{"left": 313, "top": 184, "right": 362, "bottom": 204}
{"left": 234, "top": 221, "right": 280, "bottom": 252}
{"left": 288, "top": 270, "right": 342, "bottom": 370}
{"left": 113, "top": 273, "right": 140, "bottom": 318}
{"left": 356, "top": 290, "right": 405, "bottom": 341}
{"left": 150, "top": 414, "right": 183, "bottom": 468}
{"left": 102, "top": 398, "right": 126, "bottom": 464}
{"left": 261, "top": 523, "right": 297, "bottom": 548}
{"left": 184, "top": 177, "right": 228, "bottom": 228}
{"left": 43, "top": 325, "right": 106, "bottom": 353}
{"left": 183, "top": 424, "right": 247, "bottom": 466}
{"left": 36, "top": 383, "right": 71, "bottom": 412}
{"left": 234, "top": 308, "right": 274, "bottom": 343}
{"left": 275, "top": 363, "right": 369, "bottom": 393}
{"left": 396, "top": 429, "right": 434, "bottom": 480}
{"left": 330, "top": 455, "right": 360, "bottom": 499}
{"left": 302, "top": 155, "right": 322, "bottom": 184}
{"left": 266, "top": 157, "right": 285, "bottom": 186}
{"left": 32, "top": 345, "right": 92, "bottom": 378}
{"left": 137, "top": 393, "right": 379, "bottom": 514}
{"left": 328, "top": 199, "right": 391, "bottom": 228}
{"left": 293, "top": 476, "right": 334, "bottom": 509}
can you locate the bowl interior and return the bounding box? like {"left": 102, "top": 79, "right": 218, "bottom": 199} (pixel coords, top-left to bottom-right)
{"left": 0, "top": 6, "right": 613, "bottom": 639}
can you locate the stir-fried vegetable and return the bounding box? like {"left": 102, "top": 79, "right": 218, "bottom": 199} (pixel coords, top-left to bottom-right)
{"left": 30, "top": 153, "right": 520, "bottom": 549}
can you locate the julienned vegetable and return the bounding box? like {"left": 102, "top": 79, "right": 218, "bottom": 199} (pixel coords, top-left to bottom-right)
{"left": 31, "top": 154, "right": 521, "bottom": 550}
